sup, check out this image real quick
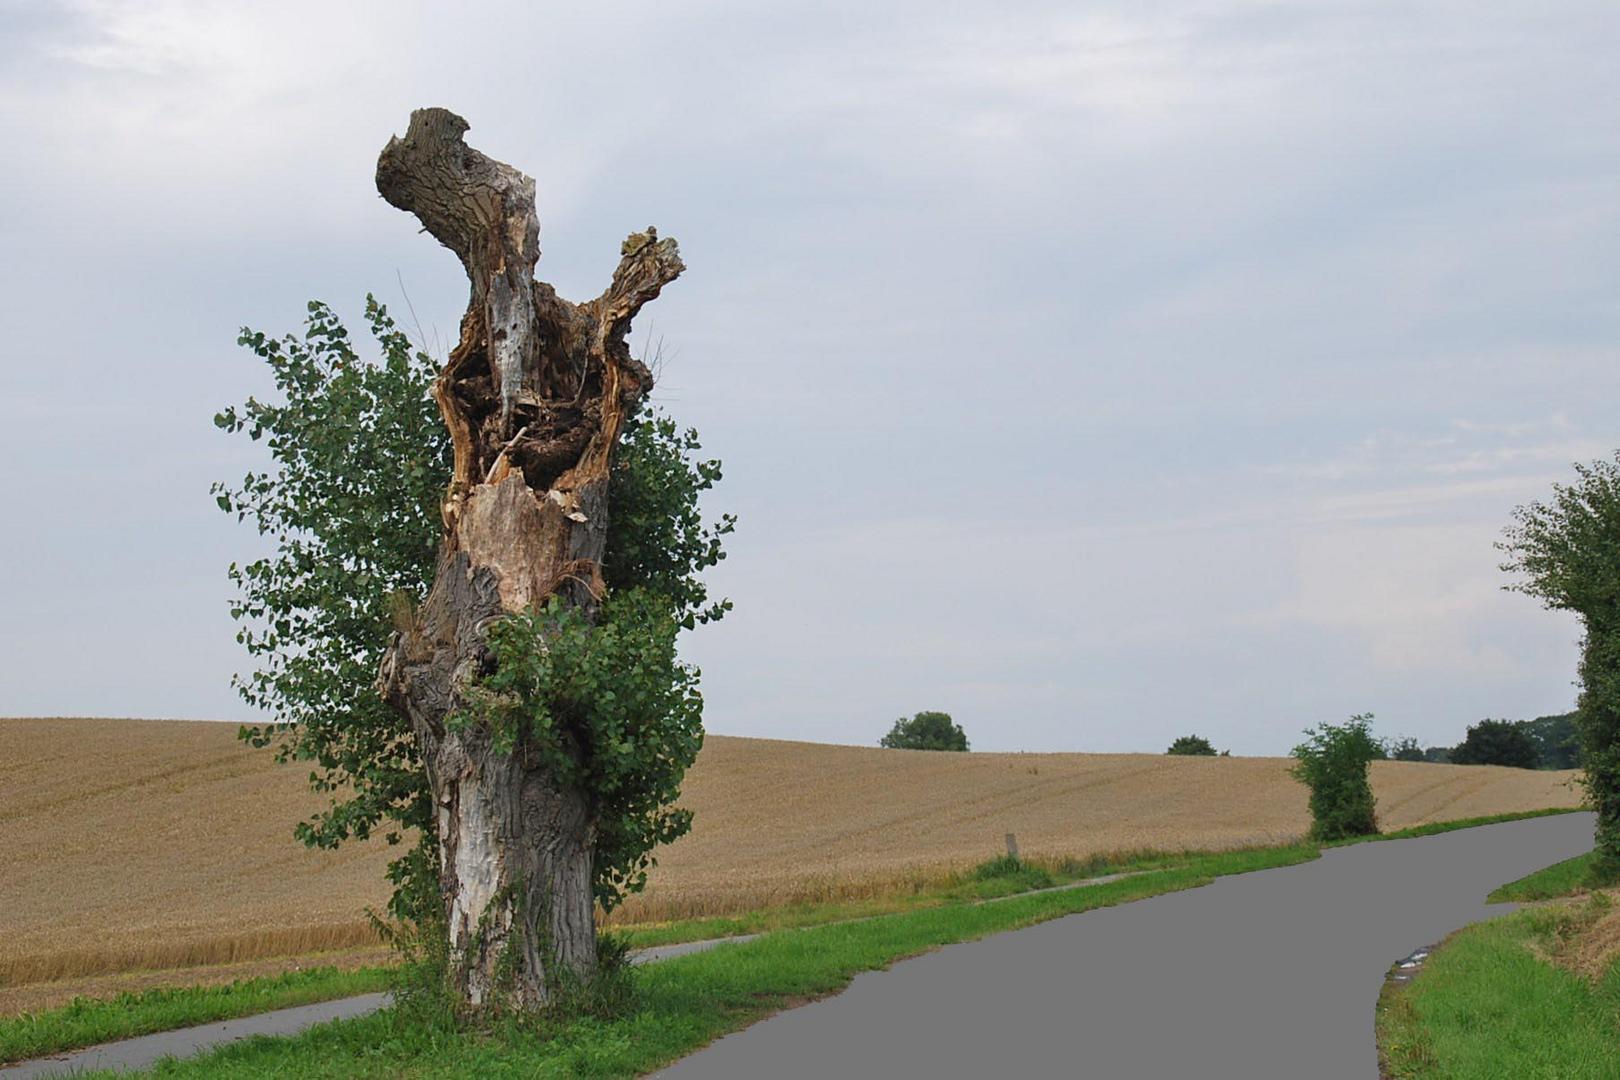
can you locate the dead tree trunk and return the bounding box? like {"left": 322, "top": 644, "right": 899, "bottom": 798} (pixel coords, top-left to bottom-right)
{"left": 373, "top": 107, "right": 683, "bottom": 1009}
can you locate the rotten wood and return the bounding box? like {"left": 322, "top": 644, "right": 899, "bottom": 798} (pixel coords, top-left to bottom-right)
{"left": 374, "top": 107, "right": 683, "bottom": 1008}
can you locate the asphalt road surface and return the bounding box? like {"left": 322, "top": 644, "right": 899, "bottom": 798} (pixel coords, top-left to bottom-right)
{"left": 654, "top": 812, "right": 1595, "bottom": 1080}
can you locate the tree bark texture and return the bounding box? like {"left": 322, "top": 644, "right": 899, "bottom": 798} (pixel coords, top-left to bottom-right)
{"left": 373, "top": 108, "right": 683, "bottom": 1008}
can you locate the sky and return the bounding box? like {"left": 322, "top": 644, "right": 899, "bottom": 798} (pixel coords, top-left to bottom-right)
{"left": 2, "top": 0, "right": 1617, "bottom": 754}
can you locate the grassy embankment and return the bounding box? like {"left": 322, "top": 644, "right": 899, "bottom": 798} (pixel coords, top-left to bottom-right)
{"left": 1379, "top": 842, "right": 1620, "bottom": 1078}
{"left": 2, "top": 807, "right": 1587, "bottom": 1071}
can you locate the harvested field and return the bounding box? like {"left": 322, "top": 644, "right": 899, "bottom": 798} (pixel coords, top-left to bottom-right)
{"left": 614, "top": 735, "right": 1585, "bottom": 923}
{"left": 0, "top": 717, "right": 1583, "bottom": 1005}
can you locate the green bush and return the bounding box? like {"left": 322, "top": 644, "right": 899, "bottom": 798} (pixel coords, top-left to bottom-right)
{"left": 1166, "top": 734, "right": 1218, "bottom": 756}
{"left": 1388, "top": 736, "right": 1426, "bottom": 762}
{"left": 969, "top": 854, "right": 1054, "bottom": 891}
{"left": 1290, "top": 714, "right": 1383, "bottom": 841}
{"left": 880, "top": 711, "right": 969, "bottom": 751}
{"left": 1523, "top": 712, "right": 1582, "bottom": 770}
{"left": 1501, "top": 454, "right": 1620, "bottom": 877}
{"left": 1450, "top": 719, "right": 1541, "bottom": 769}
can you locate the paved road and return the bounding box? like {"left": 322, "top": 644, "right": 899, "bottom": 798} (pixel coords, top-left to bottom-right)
{"left": 654, "top": 812, "right": 1595, "bottom": 1080}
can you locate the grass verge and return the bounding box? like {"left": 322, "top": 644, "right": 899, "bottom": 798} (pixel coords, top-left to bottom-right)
{"left": 618, "top": 810, "right": 1583, "bottom": 950}
{"left": 1489, "top": 850, "right": 1598, "bottom": 903}
{"left": 65, "top": 846, "right": 1318, "bottom": 1078}
{"left": 616, "top": 846, "right": 1193, "bottom": 949}
{"left": 1322, "top": 806, "right": 1584, "bottom": 849}
{"left": 0, "top": 966, "right": 392, "bottom": 1066}
{"left": 1377, "top": 904, "right": 1620, "bottom": 1079}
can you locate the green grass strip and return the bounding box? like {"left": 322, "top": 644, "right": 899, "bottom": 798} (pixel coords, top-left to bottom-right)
{"left": 1489, "top": 850, "right": 1598, "bottom": 903}
{"left": 0, "top": 966, "right": 393, "bottom": 1066}
{"left": 1322, "top": 806, "right": 1585, "bottom": 849}
{"left": 1378, "top": 907, "right": 1620, "bottom": 1079}
{"left": 69, "top": 846, "right": 1316, "bottom": 1078}
{"left": 616, "top": 847, "right": 1195, "bottom": 949}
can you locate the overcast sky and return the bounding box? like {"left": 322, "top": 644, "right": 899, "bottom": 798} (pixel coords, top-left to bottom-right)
{"left": 3, "top": 0, "right": 1617, "bottom": 754}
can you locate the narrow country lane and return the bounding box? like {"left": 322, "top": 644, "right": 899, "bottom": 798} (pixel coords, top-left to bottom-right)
{"left": 654, "top": 812, "right": 1595, "bottom": 1079}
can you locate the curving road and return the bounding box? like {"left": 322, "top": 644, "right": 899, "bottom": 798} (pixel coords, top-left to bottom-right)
{"left": 654, "top": 812, "right": 1594, "bottom": 1080}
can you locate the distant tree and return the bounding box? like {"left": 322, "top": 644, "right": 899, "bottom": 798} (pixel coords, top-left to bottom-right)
{"left": 1290, "top": 714, "right": 1383, "bottom": 841}
{"left": 1523, "top": 712, "right": 1581, "bottom": 770}
{"left": 1166, "top": 734, "right": 1218, "bottom": 756}
{"left": 1387, "top": 736, "right": 1426, "bottom": 762}
{"left": 880, "top": 711, "right": 969, "bottom": 752}
{"left": 1422, "top": 746, "right": 1453, "bottom": 764}
{"left": 1449, "top": 719, "right": 1541, "bottom": 769}
{"left": 1502, "top": 453, "right": 1620, "bottom": 880}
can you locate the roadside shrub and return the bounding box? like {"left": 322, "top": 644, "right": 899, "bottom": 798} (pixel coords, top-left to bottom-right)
{"left": 969, "top": 854, "right": 1054, "bottom": 891}
{"left": 1388, "top": 736, "right": 1426, "bottom": 762}
{"left": 1449, "top": 719, "right": 1540, "bottom": 769}
{"left": 1290, "top": 714, "right": 1383, "bottom": 841}
{"left": 880, "top": 711, "right": 969, "bottom": 751}
{"left": 972, "top": 854, "right": 1024, "bottom": 880}
{"left": 1166, "top": 734, "right": 1218, "bottom": 756}
{"left": 1501, "top": 454, "right": 1620, "bottom": 883}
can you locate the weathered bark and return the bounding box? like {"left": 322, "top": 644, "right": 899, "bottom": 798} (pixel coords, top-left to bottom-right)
{"left": 374, "top": 107, "right": 683, "bottom": 1008}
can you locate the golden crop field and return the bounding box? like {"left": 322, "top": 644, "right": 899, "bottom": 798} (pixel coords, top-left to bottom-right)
{"left": 0, "top": 717, "right": 1583, "bottom": 1010}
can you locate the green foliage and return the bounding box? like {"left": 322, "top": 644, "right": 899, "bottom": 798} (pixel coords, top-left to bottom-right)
{"left": 215, "top": 298, "right": 732, "bottom": 925}
{"left": 455, "top": 590, "right": 705, "bottom": 910}
{"left": 968, "top": 854, "right": 1053, "bottom": 890}
{"left": 1166, "top": 734, "right": 1218, "bottom": 756}
{"left": 1450, "top": 719, "right": 1541, "bottom": 769}
{"left": 879, "top": 711, "right": 969, "bottom": 751}
{"left": 606, "top": 413, "right": 735, "bottom": 629}
{"left": 1388, "top": 736, "right": 1426, "bottom": 762}
{"left": 1417, "top": 714, "right": 1579, "bottom": 770}
{"left": 1502, "top": 454, "right": 1620, "bottom": 872}
{"left": 212, "top": 298, "right": 447, "bottom": 922}
{"left": 1290, "top": 713, "right": 1383, "bottom": 841}
{"left": 1524, "top": 712, "right": 1583, "bottom": 771}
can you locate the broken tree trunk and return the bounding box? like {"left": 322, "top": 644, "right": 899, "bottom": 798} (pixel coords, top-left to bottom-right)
{"left": 374, "top": 107, "right": 683, "bottom": 1009}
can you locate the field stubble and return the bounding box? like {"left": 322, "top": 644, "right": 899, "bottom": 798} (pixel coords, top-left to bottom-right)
{"left": 0, "top": 718, "right": 1583, "bottom": 1005}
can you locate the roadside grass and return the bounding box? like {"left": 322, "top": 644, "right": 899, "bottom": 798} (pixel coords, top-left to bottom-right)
{"left": 0, "top": 966, "right": 392, "bottom": 1066}
{"left": 619, "top": 811, "right": 1588, "bottom": 950}
{"left": 66, "top": 846, "right": 1320, "bottom": 1079}
{"left": 1489, "top": 850, "right": 1598, "bottom": 903}
{"left": 1378, "top": 825, "right": 1620, "bottom": 1080}
{"left": 616, "top": 845, "right": 1192, "bottom": 949}
{"left": 1377, "top": 905, "right": 1620, "bottom": 1080}
{"left": 1321, "top": 806, "right": 1584, "bottom": 849}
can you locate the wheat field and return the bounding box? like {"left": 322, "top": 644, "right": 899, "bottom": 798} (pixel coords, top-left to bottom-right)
{"left": 0, "top": 717, "right": 1584, "bottom": 1004}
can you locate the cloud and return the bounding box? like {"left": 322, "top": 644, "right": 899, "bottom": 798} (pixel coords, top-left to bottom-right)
{"left": 0, "top": 0, "right": 1613, "bottom": 756}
